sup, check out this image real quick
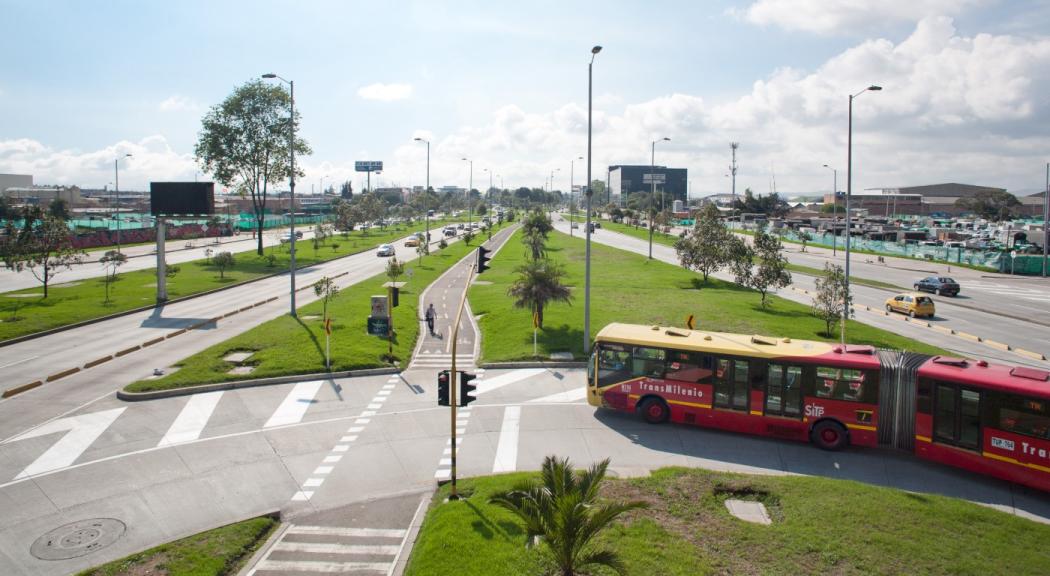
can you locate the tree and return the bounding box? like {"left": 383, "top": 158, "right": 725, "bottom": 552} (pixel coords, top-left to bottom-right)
{"left": 955, "top": 190, "right": 1021, "bottom": 221}
{"left": 1, "top": 208, "right": 85, "bottom": 298}
{"left": 521, "top": 210, "right": 553, "bottom": 260}
{"left": 749, "top": 231, "right": 792, "bottom": 307}
{"left": 734, "top": 189, "right": 788, "bottom": 217}
{"left": 415, "top": 238, "right": 429, "bottom": 262}
{"left": 463, "top": 229, "right": 475, "bottom": 245}
{"left": 313, "top": 276, "right": 340, "bottom": 370}
{"left": 99, "top": 250, "right": 127, "bottom": 303}
{"left": 726, "top": 235, "right": 755, "bottom": 289}
{"left": 339, "top": 180, "right": 353, "bottom": 199}
{"left": 813, "top": 262, "right": 848, "bottom": 337}
{"left": 212, "top": 251, "right": 235, "bottom": 279}
{"left": 820, "top": 203, "right": 845, "bottom": 214}
{"left": 489, "top": 456, "right": 646, "bottom": 576}
{"left": 674, "top": 203, "right": 731, "bottom": 282}
{"left": 48, "top": 198, "right": 71, "bottom": 221}
{"left": 507, "top": 259, "right": 572, "bottom": 329}
{"left": 312, "top": 224, "right": 328, "bottom": 256}
{"left": 798, "top": 230, "right": 812, "bottom": 252}
{"left": 385, "top": 256, "right": 404, "bottom": 284}
{"left": 195, "top": 80, "right": 311, "bottom": 256}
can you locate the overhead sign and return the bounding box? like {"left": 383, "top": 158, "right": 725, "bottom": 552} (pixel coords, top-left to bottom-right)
{"left": 642, "top": 173, "right": 666, "bottom": 184}
{"left": 355, "top": 161, "right": 383, "bottom": 172}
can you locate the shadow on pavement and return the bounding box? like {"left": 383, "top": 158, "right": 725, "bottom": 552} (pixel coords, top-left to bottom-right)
{"left": 138, "top": 304, "right": 216, "bottom": 330}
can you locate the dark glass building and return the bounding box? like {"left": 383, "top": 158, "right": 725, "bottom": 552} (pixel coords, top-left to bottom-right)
{"left": 608, "top": 165, "right": 687, "bottom": 205}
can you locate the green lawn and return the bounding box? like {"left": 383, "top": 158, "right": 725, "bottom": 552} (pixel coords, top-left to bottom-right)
{"left": 0, "top": 219, "right": 462, "bottom": 342}
{"left": 469, "top": 229, "right": 947, "bottom": 362}
{"left": 405, "top": 467, "right": 1050, "bottom": 576}
{"left": 76, "top": 515, "right": 277, "bottom": 576}
{"left": 125, "top": 235, "right": 482, "bottom": 392}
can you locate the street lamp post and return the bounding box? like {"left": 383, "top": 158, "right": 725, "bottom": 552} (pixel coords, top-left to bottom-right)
{"left": 648, "top": 137, "right": 670, "bottom": 259}
{"left": 844, "top": 85, "right": 882, "bottom": 345}
{"left": 585, "top": 45, "right": 601, "bottom": 355}
{"left": 461, "top": 157, "right": 473, "bottom": 228}
{"left": 569, "top": 155, "right": 582, "bottom": 237}
{"left": 262, "top": 73, "right": 299, "bottom": 318}
{"left": 823, "top": 164, "right": 838, "bottom": 256}
{"left": 114, "top": 153, "right": 132, "bottom": 253}
{"left": 414, "top": 137, "right": 430, "bottom": 241}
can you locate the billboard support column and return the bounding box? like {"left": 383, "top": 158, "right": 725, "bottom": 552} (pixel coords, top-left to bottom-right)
{"left": 156, "top": 217, "right": 168, "bottom": 303}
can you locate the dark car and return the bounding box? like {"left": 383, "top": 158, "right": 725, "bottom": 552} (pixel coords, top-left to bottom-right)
{"left": 914, "top": 276, "right": 960, "bottom": 296}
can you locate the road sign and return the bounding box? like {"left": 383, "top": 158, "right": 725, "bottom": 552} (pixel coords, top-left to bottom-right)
{"left": 324, "top": 318, "right": 332, "bottom": 335}
{"left": 371, "top": 295, "right": 389, "bottom": 318}
{"left": 367, "top": 317, "right": 389, "bottom": 335}
{"left": 642, "top": 173, "right": 666, "bottom": 184}
{"left": 355, "top": 161, "right": 383, "bottom": 172}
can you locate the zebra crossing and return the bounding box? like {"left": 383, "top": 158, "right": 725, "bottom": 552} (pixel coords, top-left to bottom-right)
{"left": 249, "top": 524, "right": 408, "bottom": 576}
{"left": 963, "top": 280, "right": 1050, "bottom": 303}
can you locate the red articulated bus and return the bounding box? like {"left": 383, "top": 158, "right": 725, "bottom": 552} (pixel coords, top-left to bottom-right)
{"left": 588, "top": 323, "right": 1050, "bottom": 493}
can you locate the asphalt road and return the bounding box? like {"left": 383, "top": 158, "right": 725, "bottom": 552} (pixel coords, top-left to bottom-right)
{"left": 555, "top": 218, "right": 1050, "bottom": 368}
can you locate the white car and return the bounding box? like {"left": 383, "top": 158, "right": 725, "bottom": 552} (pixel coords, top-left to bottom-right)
{"left": 377, "top": 244, "right": 396, "bottom": 257}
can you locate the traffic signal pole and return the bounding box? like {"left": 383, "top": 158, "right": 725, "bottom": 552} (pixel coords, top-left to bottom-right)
{"left": 447, "top": 260, "right": 478, "bottom": 501}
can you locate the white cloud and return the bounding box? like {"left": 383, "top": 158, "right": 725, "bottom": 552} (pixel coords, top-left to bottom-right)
{"left": 158, "top": 94, "right": 201, "bottom": 112}
{"left": 357, "top": 83, "right": 414, "bottom": 101}
{"left": 734, "top": 0, "right": 986, "bottom": 34}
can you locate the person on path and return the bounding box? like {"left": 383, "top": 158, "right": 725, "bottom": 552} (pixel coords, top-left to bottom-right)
{"left": 425, "top": 303, "right": 437, "bottom": 336}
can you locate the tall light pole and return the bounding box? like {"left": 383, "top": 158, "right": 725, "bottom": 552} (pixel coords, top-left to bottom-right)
{"left": 262, "top": 73, "right": 299, "bottom": 318}
{"left": 585, "top": 45, "right": 601, "bottom": 355}
{"left": 649, "top": 137, "right": 670, "bottom": 259}
{"left": 844, "top": 84, "right": 882, "bottom": 345}
{"left": 414, "top": 137, "right": 430, "bottom": 241}
{"left": 823, "top": 164, "right": 838, "bottom": 256}
{"left": 113, "top": 153, "right": 132, "bottom": 253}
{"left": 729, "top": 142, "right": 739, "bottom": 224}
{"left": 569, "top": 155, "right": 582, "bottom": 237}
{"left": 483, "top": 168, "right": 492, "bottom": 202}
{"left": 461, "top": 157, "right": 473, "bottom": 227}
{"left": 1043, "top": 162, "right": 1048, "bottom": 277}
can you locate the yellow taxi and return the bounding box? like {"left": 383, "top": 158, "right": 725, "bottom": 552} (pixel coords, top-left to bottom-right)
{"left": 404, "top": 233, "right": 423, "bottom": 247}
{"left": 885, "top": 292, "right": 936, "bottom": 318}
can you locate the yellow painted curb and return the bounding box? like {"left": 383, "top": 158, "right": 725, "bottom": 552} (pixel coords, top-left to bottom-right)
{"left": 46, "top": 367, "right": 80, "bottom": 382}
{"left": 1015, "top": 348, "right": 1048, "bottom": 361}
{"left": 984, "top": 339, "right": 1012, "bottom": 351}
{"left": 2, "top": 381, "right": 42, "bottom": 398}
{"left": 955, "top": 331, "right": 982, "bottom": 342}
{"left": 83, "top": 355, "right": 113, "bottom": 369}
{"left": 115, "top": 345, "right": 141, "bottom": 357}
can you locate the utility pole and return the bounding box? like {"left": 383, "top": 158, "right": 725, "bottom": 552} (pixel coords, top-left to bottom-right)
{"left": 730, "top": 143, "right": 739, "bottom": 224}
{"left": 1044, "top": 162, "right": 1049, "bottom": 277}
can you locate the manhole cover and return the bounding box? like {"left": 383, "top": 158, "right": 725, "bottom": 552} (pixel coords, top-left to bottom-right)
{"left": 31, "top": 518, "right": 126, "bottom": 560}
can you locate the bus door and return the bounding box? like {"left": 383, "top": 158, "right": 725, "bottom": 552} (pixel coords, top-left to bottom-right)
{"left": 713, "top": 357, "right": 749, "bottom": 412}
{"left": 933, "top": 383, "right": 982, "bottom": 451}
{"left": 765, "top": 364, "right": 803, "bottom": 418}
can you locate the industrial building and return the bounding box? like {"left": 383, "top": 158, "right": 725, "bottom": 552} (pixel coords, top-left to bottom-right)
{"left": 608, "top": 165, "right": 687, "bottom": 206}
{"left": 824, "top": 183, "right": 1044, "bottom": 217}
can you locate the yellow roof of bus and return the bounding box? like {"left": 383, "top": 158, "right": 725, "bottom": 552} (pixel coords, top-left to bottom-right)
{"left": 595, "top": 322, "right": 838, "bottom": 360}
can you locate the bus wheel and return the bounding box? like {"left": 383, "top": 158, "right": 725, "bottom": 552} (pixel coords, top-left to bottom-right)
{"left": 639, "top": 398, "right": 669, "bottom": 424}
{"left": 811, "top": 421, "right": 848, "bottom": 451}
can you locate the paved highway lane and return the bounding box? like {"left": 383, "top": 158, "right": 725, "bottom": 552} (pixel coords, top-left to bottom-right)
{"left": 3, "top": 367, "right": 1048, "bottom": 575}
{"left": 555, "top": 218, "right": 1050, "bottom": 367}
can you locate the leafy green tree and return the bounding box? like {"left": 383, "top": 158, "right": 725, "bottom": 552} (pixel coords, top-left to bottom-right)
{"left": 813, "top": 262, "right": 848, "bottom": 337}
{"left": 734, "top": 188, "right": 788, "bottom": 217}
{"left": 1, "top": 207, "right": 85, "bottom": 298}
{"left": 195, "top": 80, "right": 311, "bottom": 256}
{"left": 798, "top": 230, "right": 812, "bottom": 252}
{"left": 955, "top": 190, "right": 1021, "bottom": 221}
{"left": 674, "top": 203, "right": 730, "bottom": 282}
{"left": 313, "top": 276, "right": 340, "bottom": 370}
{"left": 385, "top": 256, "right": 404, "bottom": 284}
{"left": 727, "top": 235, "right": 755, "bottom": 290}
{"left": 415, "top": 238, "right": 429, "bottom": 262}
{"left": 507, "top": 259, "right": 572, "bottom": 329}
{"left": 212, "top": 251, "right": 235, "bottom": 279}
{"left": 820, "top": 203, "right": 845, "bottom": 214}
{"left": 521, "top": 210, "right": 553, "bottom": 260}
{"left": 312, "top": 224, "right": 328, "bottom": 256}
{"left": 489, "top": 456, "right": 646, "bottom": 576}
{"left": 750, "top": 231, "right": 792, "bottom": 307}
{"left": 99, "top": 250, "right": 127, "bottom": 303}
{"left": 48, "top": 198, "right": 71, "bottom": 220}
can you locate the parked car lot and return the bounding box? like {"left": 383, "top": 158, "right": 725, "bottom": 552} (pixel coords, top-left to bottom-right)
{"left": 886, "top": 292, "right": 936, "bottom": 318}
{"left": 376, "top": 244, "right": 396, "bottom": 257}
{"left": 914, "top": 276, "right": 960, "bottom": 296}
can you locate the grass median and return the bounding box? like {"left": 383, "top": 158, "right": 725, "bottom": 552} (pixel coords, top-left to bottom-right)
{"left": 0, "top": 219, "right": 462, "bottom": 342}
{"left": 469, "top": 229, "right": 947, "bottom": 362}
{"left": 76, "top": 515, "right": 277, "bottom": 576}
{"left": 405, "top": 467, "right": 1050, "bottom": 576}
{"left": 125, "top": 235, "right": 480, "bottom": 392}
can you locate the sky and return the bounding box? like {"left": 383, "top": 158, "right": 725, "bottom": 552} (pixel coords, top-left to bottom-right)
{"left": 2, "top": 0, "right": 1049, "bottom": 197}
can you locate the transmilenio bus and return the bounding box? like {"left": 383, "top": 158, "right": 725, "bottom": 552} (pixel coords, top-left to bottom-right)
{"left": 588, "top": 323, "right": 1050, "bottom": 493}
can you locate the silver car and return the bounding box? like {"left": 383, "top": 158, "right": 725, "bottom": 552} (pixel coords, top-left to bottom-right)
{"left": 376, "top": 244, "right": 395, "bottom": 257}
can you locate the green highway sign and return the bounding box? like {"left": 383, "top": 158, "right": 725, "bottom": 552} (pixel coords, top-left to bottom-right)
{"left": 367, "top": 317, "right": 389, "bottom": 336}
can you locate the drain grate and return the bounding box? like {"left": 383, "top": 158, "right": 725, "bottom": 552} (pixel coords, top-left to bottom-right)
{"left": 31, "top": 518, "right": 126, "bottom": 560}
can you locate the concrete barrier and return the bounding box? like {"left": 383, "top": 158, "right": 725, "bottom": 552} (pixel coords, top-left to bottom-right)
{"left": 930, "top": 325, "right": 955, "bottom": 335}
{"left": 239, "top": 306, "right": 253, "bottom": 312}
{"left": 83, "top": 355, "right": 113, "bottom": 369}
{"left": 223, "top": 310, "right": 239, "bottom": 318}
{"left": 115, "top": 345, "right": 141, "bottom": 357}
{"left": 166, "top": 328, "right": 187, "bottom": 338}
{"left": 955, "top": 331, "right": 983, "bottom": 342}
{"left": 984, "top": 339, "right": 1012, "bottom": 352}
{"left": 46, "top": 367, "right": 80, "bottom": 382}
{"left": 1015, "top": 348, "right": 1048, "bottom": 361}
{"left": 2, "top": 381, "right": 42, "bottom": 398}
{"left": 143, "top": 337, "right": 165, "bottom": 347}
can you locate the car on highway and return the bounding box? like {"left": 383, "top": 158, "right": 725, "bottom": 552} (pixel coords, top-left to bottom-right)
{"left": 885, "top": 292, "right": 936, "bottom": 318}
{"left": 914, "top": 276, "right": 960, "bottom": 296}
{"left": 443, "top": 227, "right": 457, "bottom": 237}
{"left": 376, "top": 244, "right": 396, "bottom": 257}
{"left": 457, "top": 223, "right": 465, "bottom": 230}
{"left": 404, "top": 233, "right": 423, "bottom": 247}
{"left": 278, "top": 230, "right": 305, "bottom": 243}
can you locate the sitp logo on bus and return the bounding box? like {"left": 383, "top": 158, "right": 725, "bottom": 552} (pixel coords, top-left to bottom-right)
{"left": 991, "top": 436, "right": 1015, "bottom": 451}
{"left": 804, "top": 404, "right": 825, "bottom": 418}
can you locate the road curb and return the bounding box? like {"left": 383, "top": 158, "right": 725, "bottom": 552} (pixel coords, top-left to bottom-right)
{"left": 1, "top": 380, "right": 42, "bottom": 398}
{"left": 479, "top": 361, "right": 588, "bottom": 369}
{"left": 1015, "top": 348, "right": 1048, "bottom": 361}
{"left": 235, "top": 512, "right": 289, "bottom": 576}
{"left": 116, "top": 367, "right": 399, "bottom": 401}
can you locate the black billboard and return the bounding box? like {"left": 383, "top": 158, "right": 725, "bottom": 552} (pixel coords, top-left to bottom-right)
{"left": 150, "top": 182, "right": 215, "bottom": 216}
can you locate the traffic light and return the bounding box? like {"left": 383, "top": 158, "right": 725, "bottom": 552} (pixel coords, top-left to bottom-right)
{"left": 476, "top": 246, "right": 490, "bottom": 273}
{"left": 437, "top": 370, "right": 450, "bottom": 406}
{"left": 459, "top": 371, "right": 477, "bottom": 406}
{"left": 390, "top": 286, "right": 400, "bottom": 308}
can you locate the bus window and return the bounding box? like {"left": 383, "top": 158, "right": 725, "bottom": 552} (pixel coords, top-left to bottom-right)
{"left": 733, "top": 360, "right": 749, "bottom": 410}
{"left": 815, "top": 367, "right": 868, "bottom": 402}
{"left": 960, "top": 390, "right": 981, "bottom": 448}
{"left": 632, "top": 346, "right": 666, "bottom": 379}
{"left": 993, "top": 394, "right": 1050, "bottom": 440}
{"left": 713, "top": 358, "right": 748, "bottom": 412}
{"left": 766, "top": 364, "right": 802, "bottom": 418}
{"left": 596, "top": 344, "right": 632, "bottom": 387}
{"left": 665, "top": 350, "right": 712, "bottom": 383}
{"left": 934, "top": 383, "right": 981, "bottom": 451}
{"left": 934, "top": 385, "right": 956, "bottom": 443}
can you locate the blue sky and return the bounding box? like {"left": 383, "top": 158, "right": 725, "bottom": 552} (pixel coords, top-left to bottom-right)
{"left": 2, "top": 0, "right": 1049, "bottom": 196}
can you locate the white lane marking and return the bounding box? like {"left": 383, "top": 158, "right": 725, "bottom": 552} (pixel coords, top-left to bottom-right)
{"left": 157, "top": 391, "right": 224, "bottom": 446}
{"left": 492, "top": 406, "right": 521, "bottom": 473}
{"left": 255, "top": 560, "right": 391, "bottom": 573}
{"left": 529, "top": 387, "right": 588, "bottom": 404}
{"left": 341, "top": 435, "right": 358, "bottom": 442}
{"left": 355, "top": 418, "right": 371, "bottom": 424}
{"left": 332, "top": 445, "right": 350, "bottom": 452}
{"left": 313, "top": 466, "right": 334, "bottom": 475}
{"left": 348, "top": 426, "right": 365, "bottom": 433}
{"left": 303, "top": 478, "right": 324, "bottom": 488}
{"left": 377, "top": 390, "right": 392, "bottom": 396}
{"left": 323, "top": 455, "right": 342, "bottom": 463}
{"left": 0, "top": 355, "right": 39, "bottom": 370}
{"left": 9, "top": 407, "right": 126, "bottom": 479}
{"left": 273, "top": 542, "right": 400, "bottom": 555}
{"left": 435, "top": 469, "right": 450, "bottom": 479}
{"left": 361, "top": 410, "right": 377, "bottom": 417}
{"left": 287, "top": 526, "right": 407, "bottom": 538}
{"left": 475, "top": 369, "right": 546, "bottom": 396}
{"left": 265, "top": 380, "right": 324, "bottom": 427}
{"left": 291, "top": 491, "right": 314, "bottom": 501}
{"left": 367, "top": 403, "right": 383, "bottom": 410}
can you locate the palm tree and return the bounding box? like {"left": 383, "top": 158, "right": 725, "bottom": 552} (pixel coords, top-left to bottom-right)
{"left": 490, "top": 456, "right": 646, "bottom": 576}
{"left": 507, "top": 259, "right": 572, "bottom": 329}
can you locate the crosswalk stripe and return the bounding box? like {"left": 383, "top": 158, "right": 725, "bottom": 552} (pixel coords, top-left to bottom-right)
{"left": 273, "top": 542, "right": 400, "bottom": 555}
{"left": 287, "top": 526, "right": 407, "bottom": 538}
{"left": 10, "top": 407, "right": 126, "bottom": 479}
{"left": 529, "top": 387, "right": 588, "bottom": 404}
{"left": 254, "top": 559, "right": 391, "bottom": 573}
{"left": 265, "top": 380, "right": 324, "bottom": 428}
{"left": 157, "top": 391, "right": 223, "bottom": 447}
{"left": 475, "top": 368, "right": 546, "bottom": 396}
{"left": 492, "top": 406, "right": 521, "bottom": 473}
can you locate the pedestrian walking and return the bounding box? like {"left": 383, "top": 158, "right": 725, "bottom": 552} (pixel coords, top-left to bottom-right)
{"left": 425, "top": 303, "right": 437, "bottom": 336}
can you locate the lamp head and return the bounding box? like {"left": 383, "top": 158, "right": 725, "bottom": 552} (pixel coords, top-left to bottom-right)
{"left": 663, "top": 137, "right": 671, "bottom": 142}
{"left": 592, "top": 46, "right": 602, "bottom": 54}
{"left": 823, "top": 164, "right": 829, "bottom": 167}
{"left": 868, "top": 85, "right": 883, "bottom": 91}
{"left": 261, "top": 73, "right": 277, "bottom": 79}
